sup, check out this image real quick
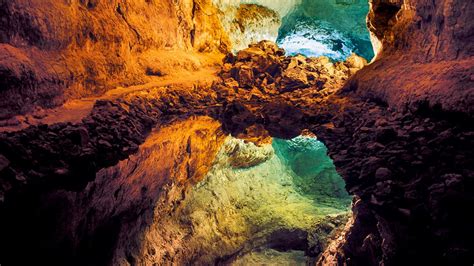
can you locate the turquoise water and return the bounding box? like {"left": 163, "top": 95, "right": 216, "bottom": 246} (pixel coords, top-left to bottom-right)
{"left": 277, "top": 0, "right": 374, "bottom": 61}
{"left": 273, "top": 136, "right": 352, "bottom": 210}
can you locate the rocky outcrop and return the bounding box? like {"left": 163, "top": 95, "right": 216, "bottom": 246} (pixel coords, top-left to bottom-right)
{"left": 348, "top": 0, "right": 474, "bottom": 114}
{"left": 1, "top": 116, "right": 225, "bottom": 265}
{"left": 215, "top": 3, "right": 281, "bottom": 53}
{"left": 220, "top": 41, "right": 366, "bottom": 95}
{"left": 312, "top": 96, "right": 474, "bottom": 265}
{"left": 213, "top": 0, "right": 300, "bottom": 18}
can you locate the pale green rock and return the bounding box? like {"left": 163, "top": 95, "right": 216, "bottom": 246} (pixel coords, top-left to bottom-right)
{"left": 162, "top": 136, "right": 352, "bottom": 264}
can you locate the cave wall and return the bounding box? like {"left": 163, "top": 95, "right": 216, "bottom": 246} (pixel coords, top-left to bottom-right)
{"left": 0, "top": 1, "right": 472, "bottom": 265}
{"left": 0, "top": 0, "right": 304, "bottom": 120}
{"left": 212, "top": 0, "right": 301, "bottom": 52}
{"left": 214, "top": 3, "right": 281, "bottom": 53}
{"left": 1, "top": 0, "right": 472, "bottom": 117}
{"left": 0, "top": 0, "right": 230, "bottom": 119}
{"left": 369, "top": 0, "right": 473, "bottom": 61}
{"left": 348, "top": 0, "right": 474, "bottom": 114}
{"left": 0, "top": 116, "right": 226, "bottom": 265}
{"left": 317, "top": 1, "right": 474, "bottom": 263}
{"left": 212, "top": 0, "right": 300, "bottom": 18}
{"left": 277, "top": 0, "right": 374, "bottom": 61}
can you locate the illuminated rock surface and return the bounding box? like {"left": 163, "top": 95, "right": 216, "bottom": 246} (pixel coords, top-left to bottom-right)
{"left": 142, "top": 136, "right": 350, "bottom": 264}
{"left": 273, "top": 136, "right": 351, "bottom": 210}
{"left": 0, "top": 0, "right": 473, "bottom": 265}
{"left": 277, "top": 0, "right": 374, "bottom": 61}
{"left": 348, "top": 0, "right": 474, "bottom": 113}
{"left": 214, "top": 3, "right": 281, "bottom": 52}
{"left": 0, "top": 0, "right": 229, "bottom": 118}
{"left": 213, "top": 0, "right": 300, "bottom": 18}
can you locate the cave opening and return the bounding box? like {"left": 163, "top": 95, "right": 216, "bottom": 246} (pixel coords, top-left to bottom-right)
{"left": 277, "top": 0, "right": 375, "bottom": 61}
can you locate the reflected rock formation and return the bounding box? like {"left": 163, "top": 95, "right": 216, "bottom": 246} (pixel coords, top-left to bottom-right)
{"left": 0, "top": 0, "right": 473, "bottom": 265}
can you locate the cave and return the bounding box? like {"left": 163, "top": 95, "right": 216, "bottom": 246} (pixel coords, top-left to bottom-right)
{"left": 0, "top": 0, "right": 473, "bottom": 265}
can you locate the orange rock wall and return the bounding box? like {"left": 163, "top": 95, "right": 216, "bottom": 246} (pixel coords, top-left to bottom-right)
{"left": 348, "top": 0, "right": 474, "bottom": 114}
{"left": 0, "top": 0, "right": 230, "bottom": 118}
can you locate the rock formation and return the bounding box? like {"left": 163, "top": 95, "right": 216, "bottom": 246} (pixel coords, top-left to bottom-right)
{"left": 213, "top": 0, "right": 300, "bottom": 18}
{"left": 215, "top": 3, "right": 281, "bottom": 52}
{"left": 0, "top": 0, "right": 473, "bottom": 265}
{"left": 349, "top": 0, "right": 474, "bottom": 113}
{"left": 0, "top": 0, "right": 229, "bottom": 118}
{"left": 277, "top": 0, "right": 374, "bottom": 61}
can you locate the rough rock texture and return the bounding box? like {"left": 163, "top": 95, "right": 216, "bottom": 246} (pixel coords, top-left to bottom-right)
{"left": 332, "top": 4, "right": 474, "bottom": 262}
{"left": 313, "top": 102, "right": 473, "bottom": 265}
{"left": 0, "top": 116, "right": 225, "bottom": 265}
{"left": 216, "top": 3, "right": 281, "bottom": 52}
{"left": 348, "top": 0, "right": 474, "bottom": 114}
{"left": 219, "top": 41, "right": 366, "bottom": 97}
{"left": 213, "top": 0, "right": 300, "bottom": 18}
{"left": 0, "top": 0, "right": 229, "bottom": 118}
{"left": 0, "top": 41, "right": 363, "bottom": 265}
{"left": 127, "top": 136, "right": 348, "bottom": 265}
{"left": 0, "top": 0, "right": 473, "bottom": 263}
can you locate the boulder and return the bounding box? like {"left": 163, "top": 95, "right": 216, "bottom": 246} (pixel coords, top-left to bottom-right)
{"left": 280, "top": 68, "right": 309, "bottom": 92}
{"left": 345, "top": 53, "right": 368, "bottom": 69}
{"left": 237, "top": 65, "right": 255, "bottom": 88}
{"left": 237, "top": 46, "right": 267, "bottom": 62}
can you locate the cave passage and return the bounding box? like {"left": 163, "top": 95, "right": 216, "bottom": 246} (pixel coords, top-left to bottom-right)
{"left": 277, "top": 0, "right": 375, "bottom": 61}
{"left": 164, "top": 130, "right": 352, "bottom": 264}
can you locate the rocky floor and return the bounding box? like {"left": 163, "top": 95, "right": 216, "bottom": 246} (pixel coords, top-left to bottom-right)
{"left": 231, "top": 248, "right": 308, "bottom": 265}
{"left": 0, "top": 41, "right": 473, "bottom": 265}
{"left": 0, "top": 67, "right": 220, "bottom": 132}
